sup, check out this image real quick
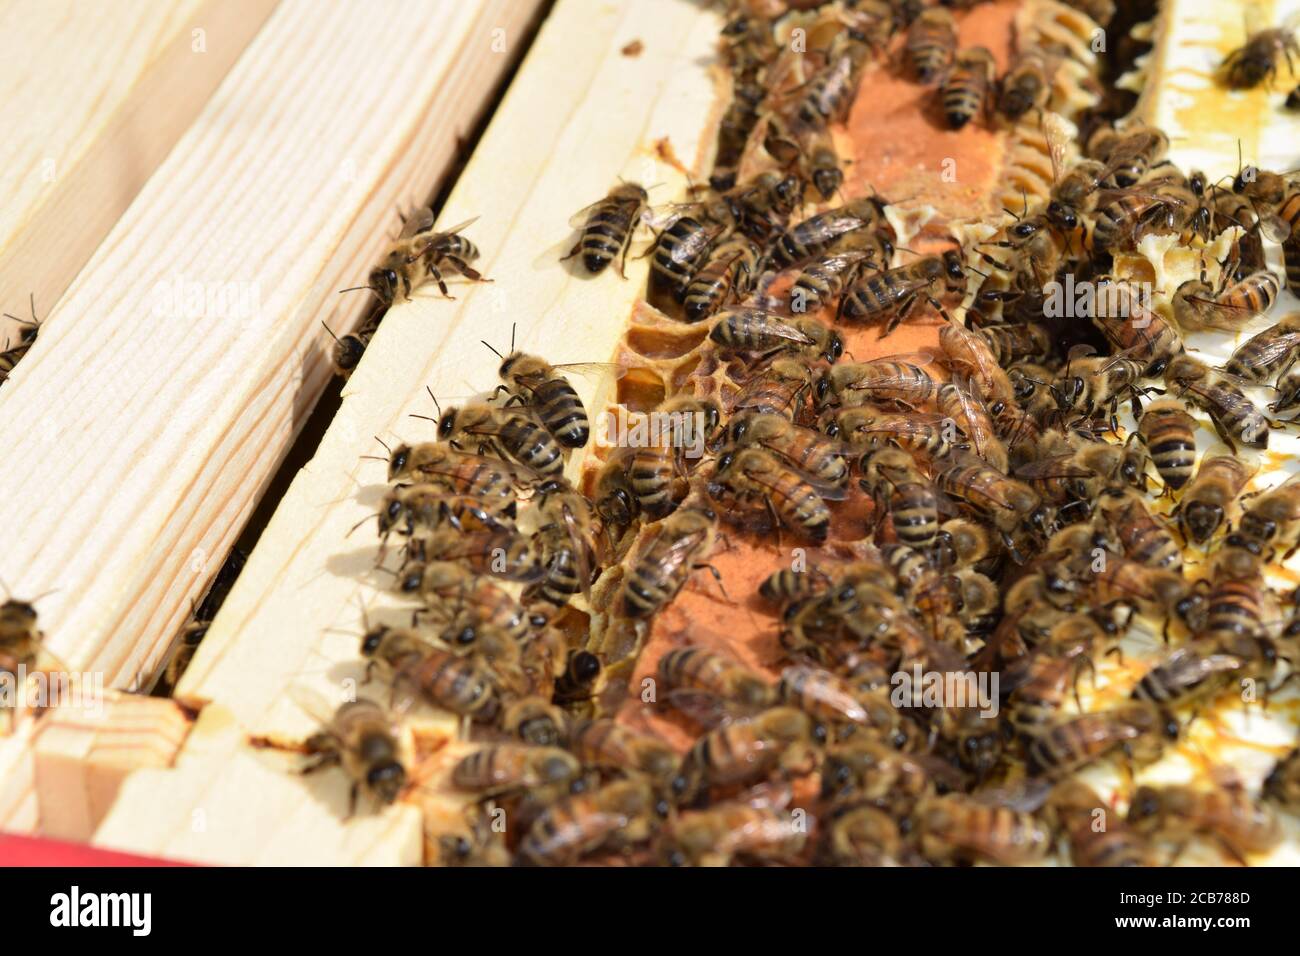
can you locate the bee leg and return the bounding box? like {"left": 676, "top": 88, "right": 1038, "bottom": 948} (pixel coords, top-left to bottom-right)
{"left": 346, "top": 783, "right": 360, "bottom": 820}
{"left": 560, "top": 240, "right": 582, "bottom": 263}
{"left": 445, "top": 255, "right": 490, "bottom": 284}
{"left": 693, "top": 562, "right": 730, "bottom": 602}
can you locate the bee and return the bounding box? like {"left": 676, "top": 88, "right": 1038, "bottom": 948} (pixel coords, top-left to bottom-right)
{"left": 821, "top": 738, "right": 963, "bottom": 815}
{"left": 821, "top": 802, "right": 905, "bottom": 866}
{"left": 1136, "top": 398, "right": 1197, "bottom": 491}
{"left": 934, "top": 459, "right": 1050, "bottom": 556}
{"left": 859, "top": 446, "right": 939, "bottom": 549}
{"left": 1225, "top": 312, "right": 1300, "bottom": 383}
{"left": 933, "top": 516, "right": 999, "bottom": 571}
{"left": 974, "top": 323, "right": 1051, "bottom": 367}
{"left": 375, "top": 485, "right": 515, "bottom": 548}
{"left": 648, "top": 207, "right": 727, "bottom": 309}
{"left": 711, "top": 71, "right": 765, "bottom": 192}
{"left": 913, "top": 791, "right": 1053, "bottom": 865}
{"left": 530, "top": 478, "right": 600, "bottom": 605}
{"left": 709, "top": 307, "right": 844, "bottom": 363}
{"left": 397, "top": 561, "right": 529, "bottom": 640}
{"left": 0, "top": 585, "right": 57, "bottom": 695}
{"left": 938, "top": 381, "right": 1007, "bottom": 471}
{"left": 661, "top": 793, "right": 808, "bottom": 866}
{"left": 1088, "top": 123, "right": 1168, "bottom": 189}
{"left": 941, "top": 46, "right": 995, "bottom": 128}
{"left": 1097, "top": 489, "right": 1181, "bottom": 572}
{"left": 322, "top": 314, "right": 379, "bottom": 379}
{"left": 628, "top": 397, "right": 720, "bottom": 518}
{"left": 1127, "top": 782, "right": 1282, "bottom": 864}
{"left": 565, "top": 182, "right": 650, "bottom": 275}
{"left": 360, "top": 624, "right": 501, "bottom": 721}
{"left": 406, "top": 527, "right": 543, "bottom": 583}
{"left": 791, "top": 242, "right": 891, "bottom": 314}
{"left": 758, "top": 566, "right": 830, "bottom": 606}
{"left": 1164, "top": 353, "right": 1270, "bottom": 450}
{"left": 683, "top": 234, "right": 764, "bottom": 323}
{"left": 518, "top": 778, "right": 666, "bottom": 866}
{"left": 500, "top": 697, "right": 571, "bottom": 747}
{"left": 487, "top": 345, "right": 592, "bottom": 449}
{"left": 808, "top": 135, "right": 845, "bottom": 202}
{"left": 725, "top": 410, "right": 849, "bottom": 487}
{"left": 1049, "top": 781, "right": 1156, "bottom": 867}
{"left": 251, "top": 697, "right": 406, "bottom": 816}
{"left": 383, "top": 441, "right": 524, "bottom": 500}
{"left": 1090, "top": 186, "right": 1184, "bottom": 254}
{"left": 771, "top": 196, "right": 891, "bottom": 269}
{"left": 1172, "top": 456, "right": 1255, "bottom": 544}
{"left": 729, "top": 357, "right": 815, "bottom": 419}
{"left": 1051, "top": 353, "right": 1146, "bottom": 428}
{"left": 567, "top": 719, "right": 681, "bottom": 785}
{"left": 776, "top": 664, "right": 901, "bottom": 731}
{"left": 450, "top": 742, "right": 581, "bottom": 798}
{"left": 0, "top": 298, "right": 40, "bottom": 383}
{"left": 710, "top": 446, "right": 840, "bottom": 541}
{"left": 658, "top": 646, "right": 775, "bottom": 713}
{"left": 1274, "top": 358, "right": 1300, "bottom": 413}
{"left": 1198, "top": 573, "right": 1279, "bottom": 676}
{"left": 1004, "top": 617, "right": 1103, "bottom": 733}
{"left": 1172, "top": 265, "right": 1281, "bottom": 333}
{"left": 906, "top": 8, "right": 956, "bottom": 81}
{"left": 436, "top": 808, "right": 511, "bottom": 866}
{"left": 674, "top": 706, "right": 820, "bottom": 800}
{"left": 784, "top": 33, "right": 871, "bottom": 133}
{"left": 1131, "top": 642, "right": 1246, "bottom": 712}
{"left": 839, "top": 253, "right": 965, "bottom": 334}
{"left": 618, "top": 505, "right": 718, "bottom": 619}
{"left": 1026, "top": 702, "right": 1179, "bottom": 778}
{"left": 823, "top": 406, "right": 964, "bottom": 459}
{"left": 1086, "top": 555, "right": 1205, "bottom": 636}
{"left": 820, "top": 357, "right": 937, "bottom": 409}
{"left": 356, "top": 212, "right": 487, "bottom": 305}
{"left": 1090, "top": 277, "right": 1183, "bottom": 376}
{"left": 938, "top": 321, "right": 1016, "bottom": 406}
{"left": 996, "top": 48, "right": 1055, "bottom": 120}
{"left": 437, "top": 402, "right": 565, "bottom": 476}
{"left": 1263, "top": 747, "right": 1300, "bottom": 811}
{"left": 1222, "top": 26, "right": 1299, "bottom": 89}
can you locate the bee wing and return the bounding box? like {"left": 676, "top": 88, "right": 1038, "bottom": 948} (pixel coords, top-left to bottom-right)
{"left": 1042, "top": 113, "right": 1074, "bottom": 187}
{"left": 662, "top": 689, "right": 753, "bottom": 728}
{"left": 426, "top": 216, "right": 481, "bottom": 240}
{"left": 285, "top": 682, "right": 346, "bottom": 726}
{"left": 398, "top": 205, "right": 437, "bottom": 239}
{"left": 972, "top": 777, "right": 1054, "bottom": 813}
{"left": 743, "top": 458, "right": 849, "bottom": 501}
{"left": 560, "top": 501, "right": 597, "bottom": 602}
{"left": 549, "top": 361, "right": 630, "bottom": 382}
{"left": 1012, "top": 454, "right": 1095, "bottom": 482}
{"left": 1229, "top": 334, "right": 1300, "bottom": 374}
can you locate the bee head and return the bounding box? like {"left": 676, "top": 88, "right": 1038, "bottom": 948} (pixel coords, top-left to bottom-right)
{"left": 437, "top": 409, "right": 458, "bottom": 440}
{"left": 334, "top": 335, "right": 366, "bottom": 372}
{"left": 387, "top": 444, "right": 410, "bottom": 482}
{"left": 360, "top": 626, "right": 390, "bottom": 657}
{"left": 367, "top": 266, "right": 401, "bottom": 304}
{"left": 824, "top": 331, "right": 844, "bottom": 363}
{"left": 366, "top": 762, "right": 406, "bottom": 804}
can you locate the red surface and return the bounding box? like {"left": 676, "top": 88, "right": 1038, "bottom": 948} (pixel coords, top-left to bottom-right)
{"left": 0, "top": 832, "right": 189, "bottom": 867}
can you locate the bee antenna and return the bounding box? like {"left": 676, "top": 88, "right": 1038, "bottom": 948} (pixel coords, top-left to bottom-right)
{"left": 481, "top": 340, "right": 503, "bottom": 359}
{"left": 347, "top": 513, "right": 380, "bottom": 538}
{"left": 321, "top": 321, "right": 343, "bottom": 344}
{"left": 409, "top": 414, "right": 438, "bottom": 423}
{"left": 425, "top": 386, "right": 442, "bottom": 417}
{"left": 358, "top": 455, "right": 388, "bottom": 462}
{"left": 373, "top": 436, "right": 392, "bottom": 455}
{"left": 338, "top": 286, "right": 383, "bottom": 300}
{"left": 510, "top": 322, "right": 516, "bottom": 354}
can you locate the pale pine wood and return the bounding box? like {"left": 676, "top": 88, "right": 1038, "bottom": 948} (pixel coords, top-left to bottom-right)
{"left": 0, "top": 0, "right": 278, "bottom": 344}
{"left": 0, "top": 0, "right": 544, "bottom": 697}
{"left": 91, "top": 0, "right": 726, "bottom": 865}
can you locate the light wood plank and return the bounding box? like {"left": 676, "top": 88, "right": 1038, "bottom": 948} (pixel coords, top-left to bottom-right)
{"left": 0, "top": 0, "right": 544, "bottom": 696}
{"left": 93, "top": 0, "right": 726, "bottom": 865}
{"left": 0, "top": 0, "right": 278, "bottom": 342}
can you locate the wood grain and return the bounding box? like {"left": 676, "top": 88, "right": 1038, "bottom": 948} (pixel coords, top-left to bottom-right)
{"left": 91, "top": 0, "right": 726, "bottom": 865}
{"left": 0, "top": 0, "right": 278, "bottom": 344}
{"left": 0, "top": 0, "right": 543, "bottom": 697}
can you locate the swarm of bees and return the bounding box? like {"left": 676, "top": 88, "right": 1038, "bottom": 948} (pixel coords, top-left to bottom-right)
{"left": 251, "top": 0, "right": 1300, "bottom": 866}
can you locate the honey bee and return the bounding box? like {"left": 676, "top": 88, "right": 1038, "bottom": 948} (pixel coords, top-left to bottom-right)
{"left": 776, "top": 664, "right": 901, "bottom": 731}
{"left": 530, "top": 478, "right": 600, "bottom": 605}
{"left": 820, "top": 357, "right": 937, "bottom": 409}
{"left": 974, "top": 323, "right": 1051, "bottom": 367}
{"left": 1225, "top": 312, "right": 1300, "bottom": 383}
{"left": 772, "top": 196, "right": 891, "bottom": 268}
{"left": 360, "top": 624, "right": 501, "bottom": 721}
{"left": 1004, "top": 616, "right": 1101, "bottom": 733}
{"left": 996, "top": 48, "right": 1056, "bottom": 120}
{"left": 1136, "top": 398, "right": 1197, "bottom": 491}
{"left": 938, "top": 321, "right": 1016, "bottom": 406}
{"left": 821, "top": 738, "right": 963, "bottom": 814}
{"left": 683, "top": 234, "right": 764, "bottom": 323}
{"left": 906, "top": 8, "right": 956, "bottom": 81}
{"left": 398, "top": 561, "right": 529, "bottom": 640}
{"left": 1263, "top": 747, "right": 1300, "bottom": 811}
{"left": 353, "top": 212, "right": 487, "bottom": 305}
{"left": 658, "top": 646, "right": 776, "bottom": 713}
{"left": 376, "top": 485, "right": 515, "bottom": 551}
{"left": 1097, "top": 489, "right": 1182, "bottom": 572}
{"left": 487, "top": 344, "right": 593, "bottom": 449}
{"left": 500, "top": 696, "right": 571, "bottom": 747}
{"left": 725, "top": 410, "right": 849, "bottom": 487}
{"left": 729, "top": 356, "right": 815, "bottom": 419}
{"left": 661, "top": 792, "right": 808, "bottom": 866}
{"left": 941, "top": 46, "right": 995, "bottom": 128}
{"left": 933, "top": 516, "right": 999, "bottom": 571}
{"left": 758, "top": 566, "right": 830, "bottom": 606}
{"left": 1085, "top": 554, "right": 1205, "bottom": 636}
{"left": 1173, "top": 455, "right": 1255, "bottom": 545}
{"left": 1026, "top": 702, "right": 1179, "bottom": 778}
{"left": 859, "top": 446, "right": 940, "bottom": 549}
{"left": 709, "top": 307, "right": 844, "bottom": 363}
{"left": 382, "top": 440, "right": 524, "bottom": 500}
{"left": 437, "top": 402, "right": 565, "bottom": 476}
{"left": 821, "top": 802, "right": 906, "bottom": 866}
{"left": 1090, "top": 277, "right": 1183, "bottom": 376}
{"left": 790, "top": 241, "right": 891, "bottom": 315}
{"left": 567, "top": 718, "right": 681, "bottom": 785}
{"left": 1164, "top": 354, "right": 1271, "bottom": 450}
{"left": 710, "top": 446, "right": 841, "bottom": 541}
{"left": 839, "top": 253, "right": 965, "bottom": 334}
{"left": 406, "top": 527, "right": 543, "bottom": 582}
{"left": 823, "top": 406, "right": 964, "bottom": 459}
{"left": 938, "top": 380, "right": 1007, "bottom": 472}
{"left": 250, "top": 696, "right": 406, "bottom": 815}
{"left": 1049, "top": 781, "right": 1156, "bottom": 867}
{"left": 648, "top": 211, "right": 726, "bottom": 309}
{"left": 673, "top": 706, "right": 820, "bottom": 801}
{"left": 518, "top": 778, "right": 667, "bottom": 866}
{"left": 0, "top": 298, "right": 40, "bottom": 384}
{"left": 628, "top": 396, "right": 720, "bottom": 518}
{"left": 808, "top": 135, "right": 845, "bottom": 202}
{"left": 934, "top": 458, "right": 1051, "bottom": 557}
{"left": 1130, "top": 642, "right": 1246, "bottom": 712}
{"left": 1222, "top": 26, "right": 1298, "bottom": 89}
{"left": 913, "top": 791, "right": 1053, "bottom": 865}
{"left": 450, "top": 743, "right": 582, "bottom": 798}
{"left": 711, "top": 72, "right": 765, "bottom": 193}
{"left": 618, "top": 505, "right": 718, "bottom": 619}
{"left": 322, "top": 315, "right": 379, "bottom": 379}
{"left": 1088, "top": 123, "right": 1168, "bottom": 188}
{"left": 1127, "top": 782, "right": 1282, "bottom": 864}
{"left": 0, "top": 584, "right": 58, "bottom": 695}
{"left": 565, "top": 182, "right": 650, "bottom": 275}
{"left": 1172, "top": 264, "right": 1281, "bottom": 333}
{"left": 783, "top": 32, "right": 871, "bottom": 134}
